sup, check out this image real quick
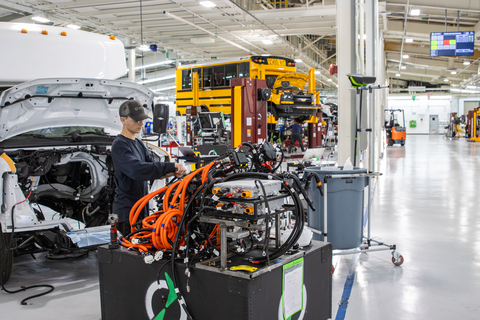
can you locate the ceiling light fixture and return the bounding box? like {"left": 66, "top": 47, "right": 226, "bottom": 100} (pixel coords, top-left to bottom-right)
{"left": 66, "top": 24, "right": 81, "bottom": 30}
{"left": 262, "top": 39, "right": 273, "bottom": 45}
{"left": 405, "top": 38, "right": 413, "bottom": 43}
{"left": 401, "top": 66, "right": 406, "bottom": 69}
{"left": 444, "top": 78, "right": 449, "bottom": 82}
{"left": 134, "top": 60, "right": 175, "bottom": 70}
{"left": 138, "top": 45, "right": 150, "bottom": 51}
{"left": 327, "top": 79, "right": 332, "bottom": 82}
{"left": 294, "top": 58, "right": 302, "bottom": 63}
{"left": 31, "top": 16, "right": 51, "bottom": 23}
{"left": 396, "top": 73, "right": 401, "bottom": 77}
{"left": 153, "top": 86, "right": 176, "bottom": 92}
{"left": 463, "top": 61, "right": 470, "bottom": 65}
{"left": 403, "top": 54, "right": 409, "bottom": 59}
{"left": 410, "top": 9, "right": 420, "bottom": 16}
{"left": 451, "top": 71, "right": 457, "bottom": 75}
{"left": 314, "top": 70, "right": 320, "bottom": 74}
{"left": 137, "top": 75, "right": 176, "bottom": 85}
{"left": 199, "top": 1, "right": 216, "bottom": 8}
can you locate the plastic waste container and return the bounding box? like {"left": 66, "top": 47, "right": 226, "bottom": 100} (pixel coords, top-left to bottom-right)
{"left": 304, "top": 166, "right": 368, "bottom": 250}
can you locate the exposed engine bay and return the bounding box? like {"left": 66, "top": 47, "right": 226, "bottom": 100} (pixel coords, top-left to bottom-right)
{"left": 8, "top": 147, "right": 115, "bottom": 226}
{"left": 1, "top": 145, "right": 167, "bottom": 257}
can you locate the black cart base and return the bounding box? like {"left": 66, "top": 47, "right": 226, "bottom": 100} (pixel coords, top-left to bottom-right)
{"left": 98, "top": 241, "right": 332, "bottom": 320}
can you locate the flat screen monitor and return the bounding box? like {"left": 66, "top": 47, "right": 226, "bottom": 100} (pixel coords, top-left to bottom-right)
{"left": 430, "top": 31, "right": 475, "bottom": 57}
{"left": 198, "top": 112, "right": 225, "bottom": 130}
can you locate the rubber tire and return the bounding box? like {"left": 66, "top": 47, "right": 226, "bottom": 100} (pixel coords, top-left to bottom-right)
{"left": 0, "top": 225, "right": 14, "bottom": 284}
{"left": 401, "top": 142, "right": 405, "bottom": 146}
{"left": 200, "top": 105, "right": 209, "bottom": 113}
{"left": 392, "top": 255, "right": 404, "bottom": 266}
{"left": 387, "top": 139, "right": 394, "bottom": 146}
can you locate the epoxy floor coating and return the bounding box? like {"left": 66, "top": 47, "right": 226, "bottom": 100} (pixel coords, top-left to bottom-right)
{"left": 2, "top": 135, "right": 479, "bottom": 319}
{"left": 332, "top": 135, "right": 480, "bottom": 320}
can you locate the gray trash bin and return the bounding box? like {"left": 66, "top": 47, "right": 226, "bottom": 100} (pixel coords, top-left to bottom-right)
{"left": 304, "top": 166, "right": 368, "bottom": 250}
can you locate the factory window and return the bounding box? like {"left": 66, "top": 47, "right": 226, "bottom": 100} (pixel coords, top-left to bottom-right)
{"left": 182, "top": 69, "right": 191, "bottom": 89}
{"left": 203, "top": 67, "right": 213, "bottom": 87}
{"left": 239, "top": 62, "right": 250, "bottom": 78}
{"left": 266, "top": 75, "right": 278, "bottom": 89}
{"left": 214, "top": 65, "right": 225, "bottom": 87}
{"left": 225, "top": 64, "right": 237, "bottom": 85}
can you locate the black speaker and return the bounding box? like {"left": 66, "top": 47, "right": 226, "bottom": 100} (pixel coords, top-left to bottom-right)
{"left": 152, "top": 104, "right": 169, "bottom": 134}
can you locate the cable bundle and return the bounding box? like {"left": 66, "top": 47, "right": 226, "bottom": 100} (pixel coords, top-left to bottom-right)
{"left": 119, "top": 161, "right": 216, "bottom": 262}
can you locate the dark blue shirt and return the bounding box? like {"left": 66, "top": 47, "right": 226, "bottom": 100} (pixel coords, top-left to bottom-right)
{"left": 111, "top": 135, "right": 175, "bottom": 222}
{"left": 287, "top": 123, "right": 303, "bottom": 134}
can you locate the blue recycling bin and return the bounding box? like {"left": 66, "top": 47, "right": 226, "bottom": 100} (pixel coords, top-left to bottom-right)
{"left": 304, "top": 166, "right": 368, "bottom": 250}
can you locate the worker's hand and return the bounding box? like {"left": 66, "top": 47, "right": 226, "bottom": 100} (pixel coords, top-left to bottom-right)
{"left": 159, "top": 172, "right": 175, "bottom": 180}
{"left": 174, "top": 163, "right": 187, "bottom": 177}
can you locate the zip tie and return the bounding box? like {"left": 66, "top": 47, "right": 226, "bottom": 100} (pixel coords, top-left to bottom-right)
{"left": 161, "top": 224, "right": 165, "bottom": 227}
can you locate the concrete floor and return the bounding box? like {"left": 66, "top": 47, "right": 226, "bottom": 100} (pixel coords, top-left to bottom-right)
{"left": 2, "top": 135, "right": 480, "bottom": 319}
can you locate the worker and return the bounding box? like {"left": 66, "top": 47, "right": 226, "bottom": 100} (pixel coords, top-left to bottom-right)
{"left": 111, "top": 100, "right": 187, "bottom": 236}
{"left": 286, "top": 119, "right": 306, "bottom": 153}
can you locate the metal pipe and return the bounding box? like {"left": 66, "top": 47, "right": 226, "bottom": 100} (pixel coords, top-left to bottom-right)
{"left": 179, "top": 6, "right": 268, "bottom": 54}
{"left": 397, "top": 0, "right": 409, "bottom": 74}
{"left": 355, "top": 0, "right": 361, "bottom": 74}
{"left": 457, "top": 10, "right": 460, "bottom": 31}
{"left": 387, "top": 2, "right": 480, "bottom": 14}
{"left": 228, "top": 0, "right": 336, "bottom": 85}
{"left": 445, "top": 9, "right": 447, "bottom": 32}
{"left": 163, "top": 11, "right": 254, "bottom": 54}
{"left": 359, "top": 0, "right": 365, "bottom": 75}
{"left": 127, "top": 37, "right": 136, "bottom": 83}
{"left": 323, "top": 180, "right": 328, "bottom": 243}
{"left": 220, "top": 223, "right": 227, "bottom": 270}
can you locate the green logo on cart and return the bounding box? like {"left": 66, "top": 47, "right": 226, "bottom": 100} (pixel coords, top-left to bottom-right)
{"left": 145, "top": 273, "right": 187, "bottom": 320}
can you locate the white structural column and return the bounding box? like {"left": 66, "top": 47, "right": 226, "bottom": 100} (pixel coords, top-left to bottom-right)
{"left": 359, "top": 0, "right": 365, "bottom": 75}
{"left": 337, "top": 0, "right": 357, "bottom": 165}
{"left": 376, "top": 30, "right": 386, "bottom": 167}
{"left": 365, "top": 0, "right": 378, "bottom": 172}
{"left": 127, "top": 37, "right": 136, "bottom": 83}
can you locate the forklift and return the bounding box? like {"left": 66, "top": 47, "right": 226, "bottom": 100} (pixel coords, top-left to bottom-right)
{"left": 385, "top": 109, "right": 406, "bottom": 146}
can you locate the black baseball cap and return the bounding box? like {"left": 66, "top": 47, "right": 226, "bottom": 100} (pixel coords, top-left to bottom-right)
{"left": 119, "top": 100, "right": 151, "bottom": 121}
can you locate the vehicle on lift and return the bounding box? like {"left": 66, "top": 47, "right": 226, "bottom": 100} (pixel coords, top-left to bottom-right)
{"left": 268, "top": 73, "right": 316, "bottom": 121}
{"left": 176, "top": 56, "right": 319, "bottom": 121}
{"left": 0, "top": 78, "right": 169, "bottom": 284}
{"left": 385, "top": 109, "right": 406, "bottom": 146}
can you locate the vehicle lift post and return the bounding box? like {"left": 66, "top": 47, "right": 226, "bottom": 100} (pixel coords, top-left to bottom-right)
{"left": 308, "top": 112, "right": 323, "bottom": 148}
{"left": 468, "top": 107, "right": 480, "bottom": 142}
{"left": 230, "top": 78, "right": 270, "bottom": 147}
{"left": 184, "top": 72, "right": 201, "bottom": 147}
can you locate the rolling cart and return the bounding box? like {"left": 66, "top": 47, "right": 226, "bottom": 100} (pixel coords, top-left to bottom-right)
{"left": 307, "top": 75, "right": 402, "bottom": 269}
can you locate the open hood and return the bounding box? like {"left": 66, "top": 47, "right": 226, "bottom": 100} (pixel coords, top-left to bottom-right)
{"left": 0, "top": 78, "right": 155, "bottom": 141}
{"left": 273, "top": 73, "right": 308, "bottom": 91}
